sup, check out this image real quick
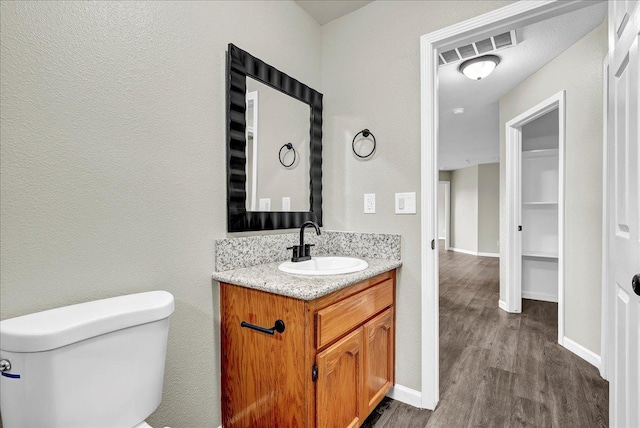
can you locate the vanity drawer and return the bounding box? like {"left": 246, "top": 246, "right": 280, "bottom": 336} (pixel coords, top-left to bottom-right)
{"left": 316, "top": 279, "right": 393, "bottom": 349}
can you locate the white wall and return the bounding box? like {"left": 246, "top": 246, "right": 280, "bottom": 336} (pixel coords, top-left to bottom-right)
{"left": 0, "top": 2, "right": 321, "bottom": 426}
{"left": 499, "top": 22, "right": 607, "bottom": 355}
{"left": 451, "top": 165, "right": 479, "bottom": 253}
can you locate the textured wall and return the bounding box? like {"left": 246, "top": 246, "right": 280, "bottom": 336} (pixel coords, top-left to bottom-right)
{"left": 499, "top": 22, "right": 607, "bottom": 355}
{"left": 321, "top": 0, "right": 512, "bottom": 391}
{"left": 0, "top": 2, "right": 321, "bottom": 426}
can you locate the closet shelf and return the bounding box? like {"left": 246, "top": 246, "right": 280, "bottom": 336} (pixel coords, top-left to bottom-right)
{"left": 522, "top": 148, "right": 559, "bottom": 158}
{"left": 523, "top": 251, "right": 558, "bottom": 259}
{"left": 522, "top": 201, "right": 558, "bottom": 206}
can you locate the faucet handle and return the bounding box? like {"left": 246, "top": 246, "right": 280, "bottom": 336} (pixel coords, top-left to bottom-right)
{"left": 302, "top": 244, "right": 315, "bottom": 258}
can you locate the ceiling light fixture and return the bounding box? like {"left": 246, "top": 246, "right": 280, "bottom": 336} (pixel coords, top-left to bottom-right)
{"left": 459, "top": 55, "right": 500, "bottom": 80}
{"left": 452, "top": 107, "right": 465, "bottom": 115}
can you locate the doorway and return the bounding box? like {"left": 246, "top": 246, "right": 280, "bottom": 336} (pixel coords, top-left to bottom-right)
{"left": 504, "top": 92, "right": 565, "bottom": 346}
{"left": 419, "top": 0, "right": 607, "bottom": 409}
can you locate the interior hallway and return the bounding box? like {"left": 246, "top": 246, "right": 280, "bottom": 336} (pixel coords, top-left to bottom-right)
{"left": 362, "top": 241, "right": 608, "bottom": 427}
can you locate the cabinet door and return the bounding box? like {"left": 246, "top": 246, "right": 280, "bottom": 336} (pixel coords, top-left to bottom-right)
{"left": 363, "top": 308, "right": 395, "bottom": 414}
{"left": 316, "top": 328, "right": 364, "bottom": 428}
{"left": 220, "top": 284, "right": 306, "bottom": 428}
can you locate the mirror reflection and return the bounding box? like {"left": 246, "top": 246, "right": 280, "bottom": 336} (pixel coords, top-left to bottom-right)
{"left": 245, "top": 77, "right": 310, "bottom": 212}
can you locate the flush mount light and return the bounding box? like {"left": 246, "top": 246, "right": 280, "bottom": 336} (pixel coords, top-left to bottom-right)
{"left": 452, "top": 107, "right": 465, "bottom": 115}
{"left": 459, "top": 55, "right": 500, "bottom": 80}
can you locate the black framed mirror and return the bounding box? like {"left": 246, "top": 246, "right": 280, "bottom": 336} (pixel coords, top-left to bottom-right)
{"left": 226, "top": 44, "right": 323, "bottom": 232}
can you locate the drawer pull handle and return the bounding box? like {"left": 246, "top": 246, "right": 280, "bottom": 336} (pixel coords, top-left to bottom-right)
{"left": 241, "top": 319, "right": 285, "bottom": 335}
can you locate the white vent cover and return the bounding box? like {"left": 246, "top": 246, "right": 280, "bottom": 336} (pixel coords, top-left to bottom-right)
{"left": 438, "top": 30, "right": 518, "bottom": 66}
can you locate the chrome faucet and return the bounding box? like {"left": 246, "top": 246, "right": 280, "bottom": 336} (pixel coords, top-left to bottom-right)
{"left": 287, "top": 221, "right": 321, "bottom": 262}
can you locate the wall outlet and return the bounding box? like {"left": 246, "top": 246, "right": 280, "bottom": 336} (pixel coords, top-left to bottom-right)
{"left": 282, "top": 197, "right": 291, "bottom": 211}
{"left": 395, "top": 192, "right": 416, "bottom": 214}
{"left": 364, "top": 193, "right": 375, "bottom": 214}
{"left": 259, "top": 198, "right": 271, "bottom": 211}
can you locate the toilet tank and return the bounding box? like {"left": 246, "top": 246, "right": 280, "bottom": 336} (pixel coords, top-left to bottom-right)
{"left": 0, "top": 291, "right": 174, "bottom": 428}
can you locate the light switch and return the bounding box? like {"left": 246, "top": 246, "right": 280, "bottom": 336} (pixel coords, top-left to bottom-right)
{"left": 395, "top": 192, "right": 416, "bottom": 214}
{"left": 259, "top": 198, "right": 271, "bottom": 211}
{"left": 282, "top": 197, "right": 291, "bottom": 211}
{"left": 364, "top": 193, "right": 375, "bottom": 214}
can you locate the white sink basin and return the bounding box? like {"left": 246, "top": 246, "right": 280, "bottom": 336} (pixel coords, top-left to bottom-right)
{"left": 278, "top": 257, "right": 368, "bottom": 276}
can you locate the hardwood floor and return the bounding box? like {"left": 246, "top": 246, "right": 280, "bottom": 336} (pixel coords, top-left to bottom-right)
{"left": 362, "top": 243, "right": 609, "bottom": 427}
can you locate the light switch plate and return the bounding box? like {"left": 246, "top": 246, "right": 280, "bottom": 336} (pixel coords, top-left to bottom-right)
{"left": 259, "top": 198, "right": 271, "bottom": 211}
{"left": 395, "top": 192, "right": 416, "bottom": 214}
{"left": 282, "top": 197, "right": 291, "bottom": 211}
{"left": 364, "top": 193, "right": 375, "bottom": 214}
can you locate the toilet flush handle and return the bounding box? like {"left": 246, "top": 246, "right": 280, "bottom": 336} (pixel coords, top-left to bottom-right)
{"left": 0, "top": 359, "right": 20, "bottom": 379}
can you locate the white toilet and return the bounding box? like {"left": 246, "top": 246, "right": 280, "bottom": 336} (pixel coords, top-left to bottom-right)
{"left": 0, "top": 290, "right": 174, "bottom": 428}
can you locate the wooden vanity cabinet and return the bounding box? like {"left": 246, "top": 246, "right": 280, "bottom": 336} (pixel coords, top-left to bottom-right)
{"left": 220, "top": 270, "right": 396, "bottom": 428}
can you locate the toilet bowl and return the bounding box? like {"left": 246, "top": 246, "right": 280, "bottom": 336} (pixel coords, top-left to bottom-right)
{"left": 0, "top": 291, "right": 175, "bottom": 428}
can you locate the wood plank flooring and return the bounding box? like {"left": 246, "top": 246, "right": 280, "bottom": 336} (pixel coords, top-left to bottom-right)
{"left": 362, "top": 243, "right": 608, "bottom": 427}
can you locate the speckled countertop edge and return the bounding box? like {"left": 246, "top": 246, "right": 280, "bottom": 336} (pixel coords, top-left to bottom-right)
{"left": 211, "top": 257, "right": 402, "bottom": 301}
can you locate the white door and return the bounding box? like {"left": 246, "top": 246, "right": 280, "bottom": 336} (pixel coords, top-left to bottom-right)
{"left": 607, "top": 2, "right": 640, "bottom": 427}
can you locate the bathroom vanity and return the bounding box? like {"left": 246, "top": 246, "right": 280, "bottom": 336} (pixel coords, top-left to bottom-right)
{"left": 216, "top": 264, "right": 398, "bottom": 428}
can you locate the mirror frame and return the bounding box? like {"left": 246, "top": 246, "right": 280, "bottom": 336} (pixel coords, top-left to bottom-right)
{"left": 226, "top": 44, "right": 323, "bottom": 232}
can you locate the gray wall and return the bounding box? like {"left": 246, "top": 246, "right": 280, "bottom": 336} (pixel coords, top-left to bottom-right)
{"left": 499, "top": 22, "right": 607, "bottom": 355}
{"left": 321, "top": 0, "right": 513, "bottom": 391}
{"left": 478, "top": 163, "right": 500, "bottom": 254}
{"left": 449, "top": 163, "right": 499, "bottom": 255}
{"left": 438, "top": 182, "right": 447, "bottom": 239}
{"left": 0, "top": 2, "right": 321, "bottom": 426}
{"left": 439, "top": 170, "right": 452, "bottom": 181}
{"left": 438, "top": 172, "right": 452, "bottom": 240}
{"left": 451, "top": 165, "right": 479, "bottom": 253}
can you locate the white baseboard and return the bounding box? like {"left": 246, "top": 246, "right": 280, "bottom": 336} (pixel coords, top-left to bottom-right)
{"left": 562, "top": 336, "right": 601, "bottom": 369}
{"left": 498, "top": 299, "right": 508, "bottom": 311}
{"left": 386, "top": 384, "right": 422, "bottom": 408}
{"left": 477, "top": 251, "right": 500, "bottom": 258}
{"left": 450, "top": 247, "right": 477, "bottom": 256}
{"left": 522, "top": 291, "right": 558, "bottom": 303}
{"left": 450, "top": 248, "right": 499, "bottom": 258}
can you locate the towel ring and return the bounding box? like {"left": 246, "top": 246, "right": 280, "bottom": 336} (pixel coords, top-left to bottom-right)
{"left": 352, "top": 129, "right": 376, "bottom": 159}
{"left": 279, "top": 143, "right": 297, "bottom": 167}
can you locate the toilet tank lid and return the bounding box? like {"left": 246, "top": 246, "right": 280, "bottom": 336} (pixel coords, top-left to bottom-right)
{"left": 0, "top": 291, "right": 174, "bottom": 353}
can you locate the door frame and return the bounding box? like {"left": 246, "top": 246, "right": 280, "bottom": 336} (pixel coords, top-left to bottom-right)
{"left": 600, "top": 55, "right": 610, "bottom": 381}
{"left": 438, "top": 180, "right": 451, "bottom": 250}
{"left": 419, "top": 0, "right": 599, "bottom": 409}
{"left": 246, "top": 90, "right": 259, "bottom": 211}
{"left": 504, "top": 91, "right": 566, "bottom": 346}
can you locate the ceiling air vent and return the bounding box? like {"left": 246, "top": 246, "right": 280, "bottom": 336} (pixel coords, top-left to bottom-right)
{"left": 438, "top": 30, "right": 518, "bottom": 67}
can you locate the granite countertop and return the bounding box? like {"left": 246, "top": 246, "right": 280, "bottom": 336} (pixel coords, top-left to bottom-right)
{"left": 211, "top": 257, "right": 402, "bottom": 301}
